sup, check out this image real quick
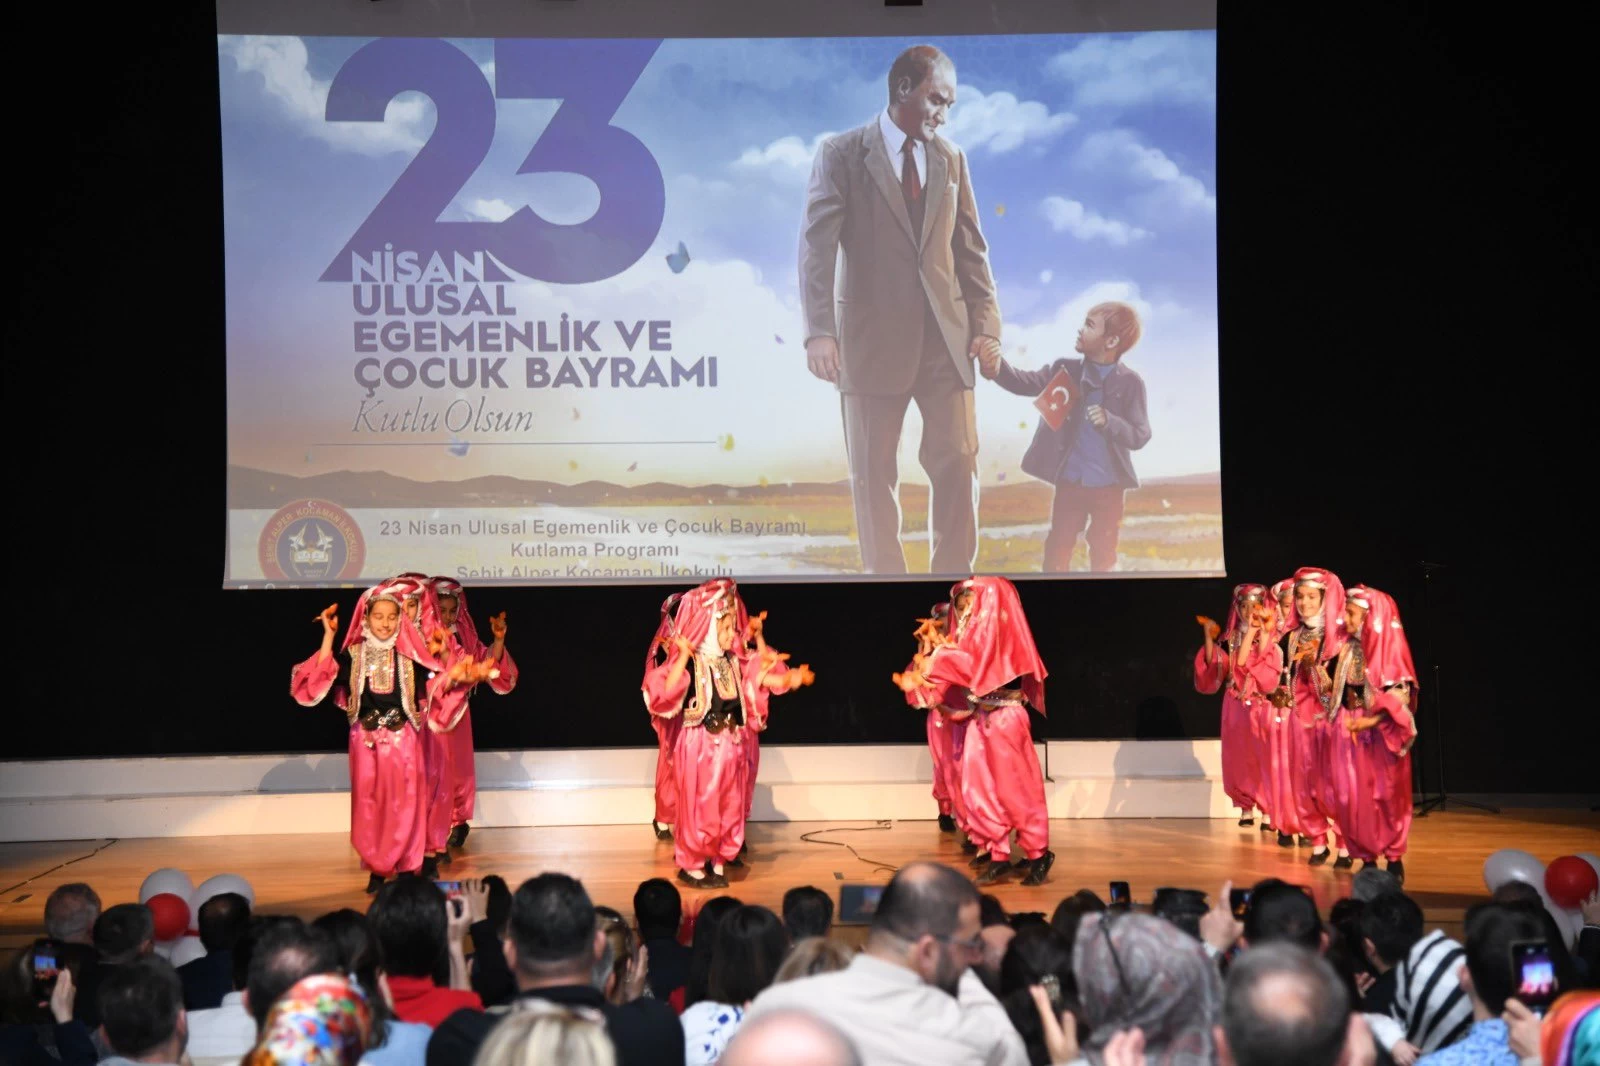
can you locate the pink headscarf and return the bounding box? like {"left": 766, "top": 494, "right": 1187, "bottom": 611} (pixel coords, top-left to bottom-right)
{"left": 931, "top": 576, "right": 1048, "bottom": 714}
{"left": 338, "top": 580, "right": 448, "bottom": 673}
{"left": 430, "top": 576, "right": 481, "bottom": 649}
{"left": 1225, "top": 583, "right": 1271, "bottom": 643}
{"left": 1290, "top": 566, "right": 1347, "bottom": 660}
{"left": 646, "top": 580, "right": 753, "bottom": 669}
{"left": 1345, "top": 585, "right": 1417, "bottom": 691}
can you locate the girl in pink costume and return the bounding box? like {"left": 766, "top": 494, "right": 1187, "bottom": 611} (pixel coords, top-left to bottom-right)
{"left": 901, "top": 602, "right": 971, "bottom": 839}
{"left": 1273, "top": 566, "right": 1348, "bottom": 866}
{"left": 1194, "top": 584, "right": 1282, "bottom": 827}
{"left": 641, "top": 581, "right": 812, "bottom": 889}
{"left": 290, "top": 581, "right": 480, "bottom": 892}
{"left": 430, "top": 576, "right": 518, "bottom": 851}
{"left": 900, "top": 576, "right": 1053, "bottom": 887}
{"left": 1324, "top": 585, "right": 1417, "bottom": 882}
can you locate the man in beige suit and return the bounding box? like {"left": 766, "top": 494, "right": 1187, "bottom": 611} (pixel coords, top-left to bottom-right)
{"left": 800, "top": 45, "right": 1001, "bottom": 574}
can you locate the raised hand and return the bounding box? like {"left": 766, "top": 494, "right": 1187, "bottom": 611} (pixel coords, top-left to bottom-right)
{"left": 428, "top": 627, "right": 451, "bottom": 658}
{"left": 893, "top": 667, "right": 924, "bottom": 692}
{"left": 745, "top": 610, "right": 768, "bottom": 644}
{"left": 787, "top": 663, "right": 815, "bottom": 689}
{"left": 317, "top": 604, "right": 340, "bottom": 636}
{"left": 489, "top": 611, "right": 507, "bottom": 641}
{"left": 673, "top": 635, "right": 695, "bottom": 660}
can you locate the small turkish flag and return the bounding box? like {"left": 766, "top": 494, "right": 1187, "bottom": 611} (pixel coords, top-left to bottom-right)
{"left": 1032, "top": 368, "right": 1077, "bottom": 431}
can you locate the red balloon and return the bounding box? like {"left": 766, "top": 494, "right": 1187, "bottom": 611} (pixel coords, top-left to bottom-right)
{"left": 1545, "top": 855, "right": 1600, "bottom": 909}
{"left": 146, "top": 892, "right": 190, "bottom": 942}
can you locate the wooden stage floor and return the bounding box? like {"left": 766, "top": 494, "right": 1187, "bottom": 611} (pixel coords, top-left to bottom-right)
{"left": 4, "top": 811, "right": 1596, "bottom": 948}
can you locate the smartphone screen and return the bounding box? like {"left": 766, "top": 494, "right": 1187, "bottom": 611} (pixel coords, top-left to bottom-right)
{"left": 1109, "top": 881, "right": 1131, "bottom": 906}
{"left": 434, "top": 880, "right": 463, "bottom": 900}
{"left": 1511, "top": 940, "right": 1557, "bottom": 1014}
{"left": 1230, "top": 888, "right": 1252, "bottom": 919}
{"left": 31, "top": 951, "right": 60, "bottom": 1001}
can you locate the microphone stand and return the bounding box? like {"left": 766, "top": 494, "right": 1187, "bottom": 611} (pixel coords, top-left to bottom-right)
{"left": 1413, "top": 561, "right": 1499, "bottom": 817}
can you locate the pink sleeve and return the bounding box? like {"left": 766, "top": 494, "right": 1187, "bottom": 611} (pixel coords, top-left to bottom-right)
{"left": 643, "top": 661, "right": 691, "bottom": 718}
{"left": 486, "top": 645, "right": 518, "bottom": 695}
{"left": 1234, "top": 644, "right": 1282, "bottom": 695}
{"left": 1371, "top": 686, "right": 1418, "bottom": 755}
{"left": 425, "top": 664, "right": 471, "bottom": 732}
{"left": 902, "top": 657, "right": 934, "bottom": 708}
{"left": 1193, "top": 646, "right": 1224, "bottom": 694}
{"left": 291, "top": 652, "right": 340, "bottom": 707}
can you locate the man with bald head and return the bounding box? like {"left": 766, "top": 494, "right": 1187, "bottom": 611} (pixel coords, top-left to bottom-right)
{"left": 721, "top": 1010, "right": 860, "bottom": 1066}
{"left": 746, "top": 862, "right": 1025, "bottom": 1066}
{"left": 1218, "top": 943, "right": 1373, "bottom": 1066}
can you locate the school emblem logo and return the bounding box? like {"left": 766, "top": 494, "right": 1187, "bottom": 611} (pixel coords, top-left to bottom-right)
{"left": 258, "top": 499, "right": 366, "bottom": 581}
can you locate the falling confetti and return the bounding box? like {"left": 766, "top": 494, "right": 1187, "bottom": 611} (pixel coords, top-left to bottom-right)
{"left": 627, "top": 461, "right": 638, "bottom": 472}
{"left": 994, "top": 203, "right": 1006, "bottom": 217}
{"left": 719, "top": 434, "right": 736, "bottom": 451}
{"left": 774, "top": 334, "right": 785, "bottom": 344}
{"left": 758, "top": 475, "right": 770, "bottom": 487}
{"left": 1039, "top": 269, "right": 1054, "bottom": 284}
{"left": 997, "top": 472, "right": 1007, "bottom": 482}
{"left": 1162, "top": 498, "right": 1172, "bottom": 509}
{"left": 568, "top": 460, "right": 579, "bottom": 471}
{"left": 665, "top": 240, "right": 691, "bottom": 274}
{"left": 572, "top": 408, "right": 581, "bottom": 420}
{"left": 1018, "top": 421, "right": 1028, "bottom": 430}
{"left": 448, "top": 436, "right": 470, "bottom": 457}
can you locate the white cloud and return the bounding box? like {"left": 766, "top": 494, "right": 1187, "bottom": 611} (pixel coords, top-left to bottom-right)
{"left": 733, "top": 131, "right": 836, "bottom": 181}
{"left": 464, "top": 198, "right": 515, "bottom": 222}
{"left": 1076, "top": 130, "right": 1216, "bottom": 216}
{"left": 1039, "top": 269, "right": 1054, "bottom": 284}
{"left": 1040, "top": 197, "right": 1150, "bottom": 246}
{"left": 220, "top": 35, "right": 432, "bottom": 156}
{"left": 943, "top": 86, "right": 1077, "bottom": 154}
{"left": 1046, "top": 32, "right": 1216, "bottom": 110}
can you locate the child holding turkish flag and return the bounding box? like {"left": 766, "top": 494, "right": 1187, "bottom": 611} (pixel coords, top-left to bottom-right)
{"left": 976, "top": 301, "right": 1150, "bottom": 572}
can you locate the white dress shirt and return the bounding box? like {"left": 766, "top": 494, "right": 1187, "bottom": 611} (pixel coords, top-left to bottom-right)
{"left": 747, "top": 953, "right": 1027, "bottom": 1066}
{"left": 186, "top": 990, "right": 256, "bottom": 1064}
{"left": 879, "top": 109, "right": 926, "bottom": 187}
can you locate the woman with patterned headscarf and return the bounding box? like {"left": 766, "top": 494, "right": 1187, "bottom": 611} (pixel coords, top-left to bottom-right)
{"left": 1072, "top": 911, "right": 1221, "bottom": 1065}
{"left": 247, "top": 973, "right": 372, "bottom": 1066}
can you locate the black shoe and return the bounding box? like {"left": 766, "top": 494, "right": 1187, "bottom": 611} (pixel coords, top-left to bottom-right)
{"left": 1297, "top": 835, "right": 1312, "bottom": 847}
{"left": 652, "top": 820, "right": 673, "bottom": 841}
{"left": 1021, "top": 850, "right": 1056, "bottom": 887}
{"left": 975, "top": 860, "right": 1012, "bottom": 886}
{"left": 1238, "top": 817, "right": 1255, "bottom": 827}
{"left": 1277, "top": 832, "right": 1295, "bottom": 848}
{"left": 448, "top": 823, "right": 470, "bottom": 849}
{"left": 435, "top": 849, "right": 452, "bottom": 867}
{"left": 420, "top": 856, "right": 439, "bottom": 879}
{"left": 365, "top": 873, "right": 385, "bottom": 895}
{"left": 1387, "top": 860, "right": 1405, "bottom": 885}
{"left": 1308, "top": 849, "right": 1330, "bottom": 866}
{"left": 676, "top": 869, "right": 713, "bottom": 890}
{"left": 961, "top": 839, "right": 979, "bottom": 854}
{"left": 1333, "top": 854, "right": 1354, "bottom": 870}
{"left": 727, "top": 856, "right": 745, "bottom": 869}
{"left": 938, "top": 814, "right": 958, "bottom": 833}
{"left": 1260, "top": 822, "right": 1276, "bottom": 834}
{"left": 968, "top": 851, "right": 992, "bottom": 869}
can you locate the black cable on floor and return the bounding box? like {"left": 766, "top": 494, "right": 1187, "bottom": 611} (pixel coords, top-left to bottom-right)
{"left": 2, "top": 839, "right": 121, "bottom": 899}
{"left": 799, "top": 821, "right": 899, "bottom": 875}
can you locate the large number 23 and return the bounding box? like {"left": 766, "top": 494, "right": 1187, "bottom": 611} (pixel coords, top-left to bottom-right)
{"left": 319, "top": 38, "right": 665, "bottom": 285}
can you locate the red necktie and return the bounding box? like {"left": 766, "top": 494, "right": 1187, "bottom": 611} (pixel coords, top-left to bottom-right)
{"left": 900, "top": 136, "right": 921, "bottom": 204}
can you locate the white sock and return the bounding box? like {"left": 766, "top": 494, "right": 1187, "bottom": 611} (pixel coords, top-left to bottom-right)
{"left": 712, "top": 863, "right": 725, "bottom": 876}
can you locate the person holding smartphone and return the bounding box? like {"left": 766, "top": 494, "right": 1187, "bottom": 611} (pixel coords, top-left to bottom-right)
{"left": 0, "top": 941, "right": 96, "bottom": 1066}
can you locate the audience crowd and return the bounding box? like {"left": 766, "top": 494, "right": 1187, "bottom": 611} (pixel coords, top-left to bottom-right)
{"left": 3, "top": 857, "right": 1597, "bottom": 1066}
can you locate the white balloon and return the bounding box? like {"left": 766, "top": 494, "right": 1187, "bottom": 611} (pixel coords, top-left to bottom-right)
{"left": 168, "top": 936, "right": 207, "bottom": 969}
{"left": 138, "top": 868, "right": 194, "bottom": 905}
{"left": 1482, "top": 849, "right": 1545, "bottom": 893}
{"left": 190, "top": 873, "right": 255, "bottom": 913}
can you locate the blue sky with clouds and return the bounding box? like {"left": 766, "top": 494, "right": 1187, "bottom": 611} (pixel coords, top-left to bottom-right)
{"left": 219, "top": 31, "right": 1218, "bottom": 484}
